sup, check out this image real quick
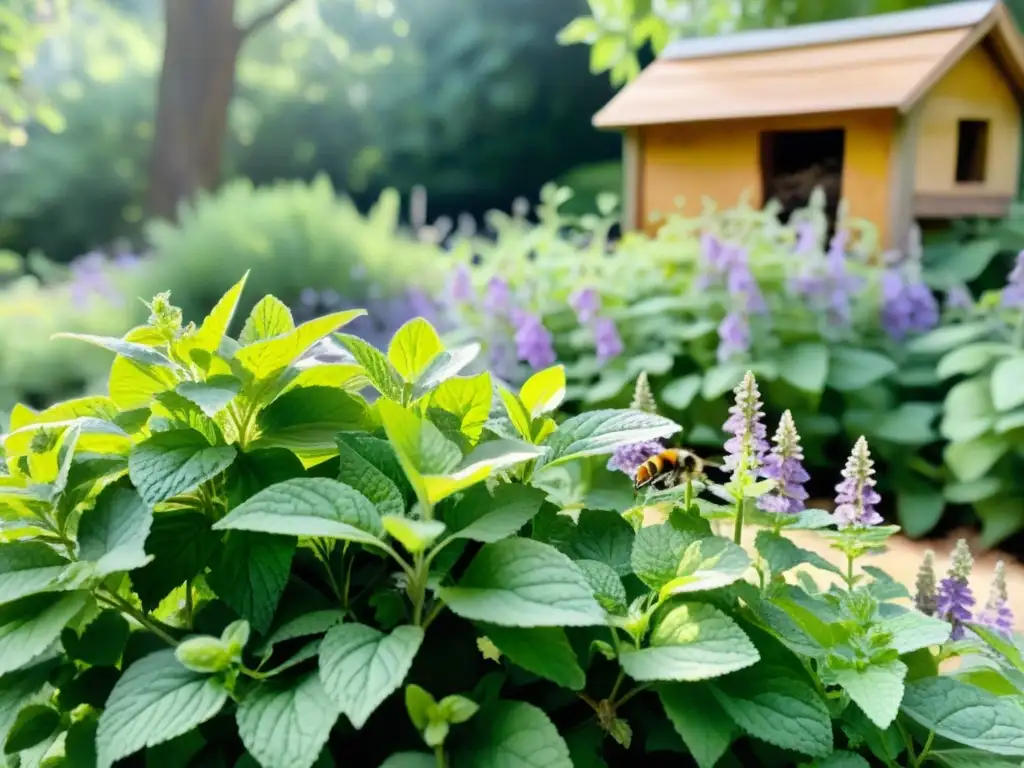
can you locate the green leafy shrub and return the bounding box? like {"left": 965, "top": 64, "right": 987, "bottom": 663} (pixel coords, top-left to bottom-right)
{"left": 0, "top": 177, "right": 447, "bottom": 411}
{"left": 1, "top": 274, "right": 1022, "bottom": 767}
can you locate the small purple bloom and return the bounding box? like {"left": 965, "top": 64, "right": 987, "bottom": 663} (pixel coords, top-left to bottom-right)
{"left": 449, "top": 265, "right": 474, "bottom": 304}
{"left": 723, "top": 371, "right": 768, "bottom": 480}
{"left": 757, "top": 410, "right": 810, "bottom": 516}
{"left": 727, "top": 264, "right": 767, "bottom": 314}
{"left": 881, "top": 270, "right": 940, "bottom": 341}
{"left": 594, "top": 317, "right": 624, "bottom": 362}
{"left": 717, "top": 312, "right": 750, "bottom": 363}
{"left": 833, "top": 437, "right": 883, "bottom": 528}
{"left": 570, "top": 287, "right": 601, "bottom": 324}
{"left": 513, "top": 312, "right": 556, "bottom": 369}
{"left": 486, "top": 277, "right": 511, "bottom": 314}
{"left": 794, "top": 221, "right": 819, "bottom": 254}
{"left": 975, "top": 560, "right": 1013, "bottom": 638}
{"left": 937, "top": 539, "right": 975, "bottom": 640}
{"left": 945, "top": 284, "right": 974, "bottom": 311}
{"left": 607, "top": 440, "right": 664, "bottom": 478}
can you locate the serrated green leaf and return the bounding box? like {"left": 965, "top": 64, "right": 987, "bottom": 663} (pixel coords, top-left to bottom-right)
{"left": 256, "top": 610, "right": 344, "bottom": 658}
{"left": 412, "top": 343, "right": 482, "bottom": 399}
{"left": 446, "top": 484, "right": 547, "bottom": 543}
{"left": 428, "top": 373, "right": 492, "bottom": 444}
{"left": 452, "top": 701, "right": 573, "bottom": 768}
{"left": 382, "top": 516, "right": 446, "bottom": 554}
{"left": 711, "top": 670, "right": 832, "bottom": 757}
{"left": 519, "top": 366, "right": 567, "bottom": 419}
{"left": 0, "top": 543, "right": 67, "bottom": 606}
{"left": 109, "top": 356, "right": 178, "bottom": 411}
{"left": 619, "top": 603, "right": 759, "bottom": 682}
{"left": 809, "top": 751, "right": 871, "bottom": 768}
{"left": 239, "top": 295, "right": 295, "bottom": 346}
{"left": 52, "top": 333, "right": 172, "bottom": 368}
{"left": 96, "top": 649, "right": 228, "bottom": 768}
{"left": 175, "top": 377, "right": 241, "bottom": 419}
{"left": 335, "top": 334, "right": 404, "bottom": 401}
{"left": 336, "top": 434, "right": 405, "bottom": 517}
{"left": 832, "top": 660, "right": 906, "bottom": 729}
{"left": 236, "top": 672, "right": 339, "bottom": 768}
{"left": 318, "top": 623, "right": 424, "bottom": 729}
{"left": 901, "top": 677, "right": 1024, "bottom": 756}
{"left": 478, "top": 624, "right": 586, "bottom": 690}
{"left": 3, "top": 703, "right": 59, "bottom": 755}
{"left": 659, "top": 683, "right": 737, "bottom": 768}
{"left": 388, "top": 318, "right": 444, "bottom": 383}
{"left": 74, "top": 610, "right": 130, "bottom": 667}
{"left": 207, "top": 532, "right": 294, "bottom": 635}
{"left": 659, "top": 537, "right": 750, "bottom": 599}
{"left": 131, "top": 511, "right": 219, "bottom": 610}
{"left": 575, "top": 559, "right": 627, "bottom": 614}
{"left": 237, "top": 311, "right": 365, "bottom": 382}
{"left": 879, "top": 609, "right": 951, "bottom": 654}
{"left": 630, "top": 523, "right": 698, "bottom": 590}
{"left": 421, "top": 439, "right": 546, "bottom": 506}
{"left": 193, "top": 273, "right": 248, "bottom": 353}
{"left": 498, "top": 388, "right": 533, "bottom": 443}
{"left": 378, "top": 399, "right": 461, "bottom": 501}
{"left": 213, "top": 478, "right": 383, "bottom": 544}
{"left": 0, "top": 663, "right": 53, "bottom": 747}
{"left": 439, "top": 539, "right": 605, "bottom": 627}
{"left": 255, "top": 386, "right": 371, "bottom": 463}
{"left": 0, "top": 591, "right": 88, "bottom": 675}
{"left": 540, "top": 409, "right": 680, "bottom": 468}
{"left": 930, "top": 748, "right": 1024, "bottom": 767}
{"left": 563, "top": 509, "right": 634, "bottom": 577}
{"left": 77, "top": 485, "right": 153, "bottom": 577}
{"left": 754, "top": 530, "right": 842, "bottom": 578}
{"left": 128, "top": 429, "right": 237, "bottom": 507}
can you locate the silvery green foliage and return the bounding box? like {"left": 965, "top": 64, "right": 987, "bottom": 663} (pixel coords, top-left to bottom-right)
{"left": 0, "top": 277, "right": 1019, "bottom": 767}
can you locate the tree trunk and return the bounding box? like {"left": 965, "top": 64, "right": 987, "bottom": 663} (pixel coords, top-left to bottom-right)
{"left": 145, "top": 0, "right": 241, "bottom": 222}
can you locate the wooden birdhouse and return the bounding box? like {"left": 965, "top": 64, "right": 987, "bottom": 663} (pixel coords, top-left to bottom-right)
{"left": 593, "top": 0, "right": 1024, "bottom": 250}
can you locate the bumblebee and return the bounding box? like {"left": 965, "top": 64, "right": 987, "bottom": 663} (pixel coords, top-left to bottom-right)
{"left": 633, "top": 448, "right": 721, "bottom": 493}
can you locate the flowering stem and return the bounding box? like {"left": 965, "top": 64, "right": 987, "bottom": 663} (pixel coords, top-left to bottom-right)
{"left": 732, "top": 498, "right": 744, "bottom": 546}
{"left": 845, "top": 554, "right": 855, "bottom": 589}
{"left": 683, "top": 479, "right": 693, "bottom": 511}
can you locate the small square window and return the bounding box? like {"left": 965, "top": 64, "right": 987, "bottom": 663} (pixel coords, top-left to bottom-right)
{"left": 955, "top": 119, "right": 989, "bottom": 183}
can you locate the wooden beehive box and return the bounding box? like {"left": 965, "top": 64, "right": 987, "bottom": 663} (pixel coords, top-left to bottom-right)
{"left": 594, "top": 0, "right": 1024, "bottom": 249}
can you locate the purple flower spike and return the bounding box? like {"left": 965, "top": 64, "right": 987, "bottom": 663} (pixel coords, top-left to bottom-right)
{"left": 449, "top": 265, "right": 474, "bottom": 304}
{"left": 881, "top": 270, "right": 939, "bottom": 341}
{"left": 1003, "top": 252, "right": 1024, "bottom": 309}
{"left": 757, "top": 410, "right": 810, "bottom": 516}
{"left": 607, "top": 440, "right": 664, "bottom": 479}
{"left": 833, "top": 437, "right": 883, "bottom": 528}
{"left": 976, "top": 560, "right": 1014, "bottom": 638}
{"left": 485, "top": 276, "right": 511, "bottom": 314}
{"left": 594, "top": 317, "right": 624, "bottom": 362}
{"left": 717, "top": 311, "right": 750, "bottom": 363}
{"left": 570, "top": 287, "right": 601, "bottom": 324}
{"left": 945, "top": 284, "right": 974, "bottom": 312}
{"left": 794, "top": 221, "right": 819, "bottom": 254}
{"left": 937, "top": 539, "right": 975, "bottom": 641}
{"left": 513, "top": 312, "right": 556, "bottom": 369}
{"left": 723, "top": 371, "right": 768, "bottom": 481}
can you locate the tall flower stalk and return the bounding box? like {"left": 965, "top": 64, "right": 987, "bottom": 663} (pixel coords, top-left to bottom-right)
{"left": 937, "top": 539, "right": 975, "bottom": 642}
{"left": 976, "top": 560, "right": 1014, "bottom": 639}
{"left": 833, "top": 436, "right": 882, "bottom": 587}
{"left": 758, "top": 410, "right": 810, "bottom": 529}
{"left": 723, "top": 371, "right": 768, "bottom": 545}
{"left": 915, "top": 550, "right": 937, "bottom": 616}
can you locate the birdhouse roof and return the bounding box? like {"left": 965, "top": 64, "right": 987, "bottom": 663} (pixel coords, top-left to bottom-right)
{"left": 593, "top": 0, "right": 1024, "bottom": 128}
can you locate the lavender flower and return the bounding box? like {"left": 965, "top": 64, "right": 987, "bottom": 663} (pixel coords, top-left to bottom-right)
{"left": 717, "top": 311, "right": 750, "bottom": 362}
{"left": 945, "top": 284, "right": 974, "bottom": 312}
{"left": 975, "top": 560, "right": 1014, "bottom": 638}
{"left": 607, "top": 440, "right": 664, "bottom": 478}
{"left": 790, "top": 229, "right": 864, "bottom": 326}
{"left": 915, "top": 550, "right": 937, "bottom": 616}
{"left": 68, "top": 251, "right": 124, "bottom": 309}
{"left": 880, "top": 270, "right": 940, "bottom": 341}
{"left": 727, "top": 263, "right": 768, "bottom": 314}
{"left": 513, "top": 312, "right": 556, "bottom": 369}
{"left": 757, "top": 410, "right": 810, "bottom": 516}
{"left": 570, "top": 288, "right": 601, "bottom": 324}
{"left": 723, "top": 371, "right": 768, "bottom": 480}
{"left": 485, "top": 276, "right": 511, "bottom": 313}
{"left": 449, "top": 265, "right": 474, "bottom": 305}
{"left": 1003, "top": 251, "right": 1024, "bottom": 309}
{"left": 594, "top": 317, "right": 624, "bottom": 362}
{"left": 793, "top": 221, "right": 819, "bottom": 254}
{"left": 937, "top": 539, "right": 975, "bottom": 641}
{"left": 833, "top": 437, "right": 883, "bottom": 528}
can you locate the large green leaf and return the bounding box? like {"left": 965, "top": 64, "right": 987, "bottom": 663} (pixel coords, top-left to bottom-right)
{"left": 96, "top": 649, "right": 228, "bottom": 768}
{"left": 239, "top": 295, "right": 295, "bottom": 345}
{"left": 318, "top": 623, "right": 424, "bottom": 729}
{"left": 712, "top": 670, "right": 832, "bottom": 757}
{"left": 575, "top": 559, "right": 628, "bottom": 614}
{"left": 378, "top": 399, "right": 460, "bottom": 496}
{"left": 131, "top": 511, "right": 219, "bottom": 610}
{"left": 336, "top": 433, "right": 406, "bottom": 518}
{"left": 945, "top": 435, "right": 1010, "bottom": 484}
{"left": 658, "top": 537, "right": 750, "bottom": 599}
{"left": 907, "top": 322, "right": 996, "bottom": 355}
{"left": 937, "top": 343, "right": 1015, "bottom": 380}
{"left": 108, "top": 356, "right": 178, "bottom": 411}
{"left": 832, "top": 660, "right": 906, "bottom": 729}
{"left": 618, "top": 603, "right": 759, "bottom": 682}
{"left": 193, "top": 273, "right": 248, "bottom": 353}
{"left": 630, "top": 523, "right": 698, "bottom": 590}
{"left": 51, "top": 333, "right": 172, "bottom": 368}
{"left": 0, "top": 663, "right": 54, "bottom": 747}
{"left": 901, "top": 678, "right": 1024, "bottom": 756}
{"left": 754, "top": 531, "right": 842, "bottom": 578}
{"left": 540, "top": 409, "right": 680, "bottom": 468}
{"left": 941, "top": 377, "right": 996, "bottom": 443}
{"left": 878, "top": 609, "right": 951, "bottom": 654}
{"left": 563, "top": 508, "right": 635, "bottom": 577}
{"left": 478, "top": 624, "right": 586, "bottom": 690}
{"left": 236, "top": 310, "right": 366, "bottom": 381}
{"left": 0, "top": 543, "right": 68, "bottom": 606}
{"left": 439, "top": 539, "right": 606, "bottom": 627}
{"left": 777, "top": 343, "right": 829, "bottom": 394}
{"left": 991, "top": 355, "right": 1024, "bottom": 412}
{"left": 175, "top": 377, "right": 241, "bottom": 419}
{"left": 213, "top": 478, "right": 383, "bottom": 544}
{"left": 446, "top": 484, "right": 547, "bottom": 543}
{"left": 77, "top": 486, "right": 153, "bottom": 577}
{"left": 827, "top": 347, "right": 896, "bottom": 392}
{"left": 207, "top": 532, "right": 294, "bottom": 635}
{"left": 0, "top": 592, "right": 88, "bottom": 676}
{"left": 411, "top": 343, "right": 481, "bottom": 400}
{"left": 518, "top": 366, "right": 567, "bottom": 419}
{"left": 387, "top": 318, "right": 444, "bottom": 382}
{"left": 236, "top": 672, "right": 339, "bottom": 768}
{"left": 428, "top": 373, "right": 493, "bottom": 444}
{"left": 255, "top": 386, "right": 371, "bottom": 462}
{"left": 335, "top": 334, "right": 404, "bottom": 401}
{"left": 661, "top": 374, "right": 702, "bottom": 411}
{"left": 128, "top": 429, "right": 237, "bottom": 507}
{"left": 452, "top": 701, "right": 573, "bottom": 768}
{"left": 659, "top": 683, "right": 738, "bottom": 768}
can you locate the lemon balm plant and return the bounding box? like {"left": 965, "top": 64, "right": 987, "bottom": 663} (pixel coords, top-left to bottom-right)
{"left": 0, "top": 274, "right": 1021, "bottom": 767}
